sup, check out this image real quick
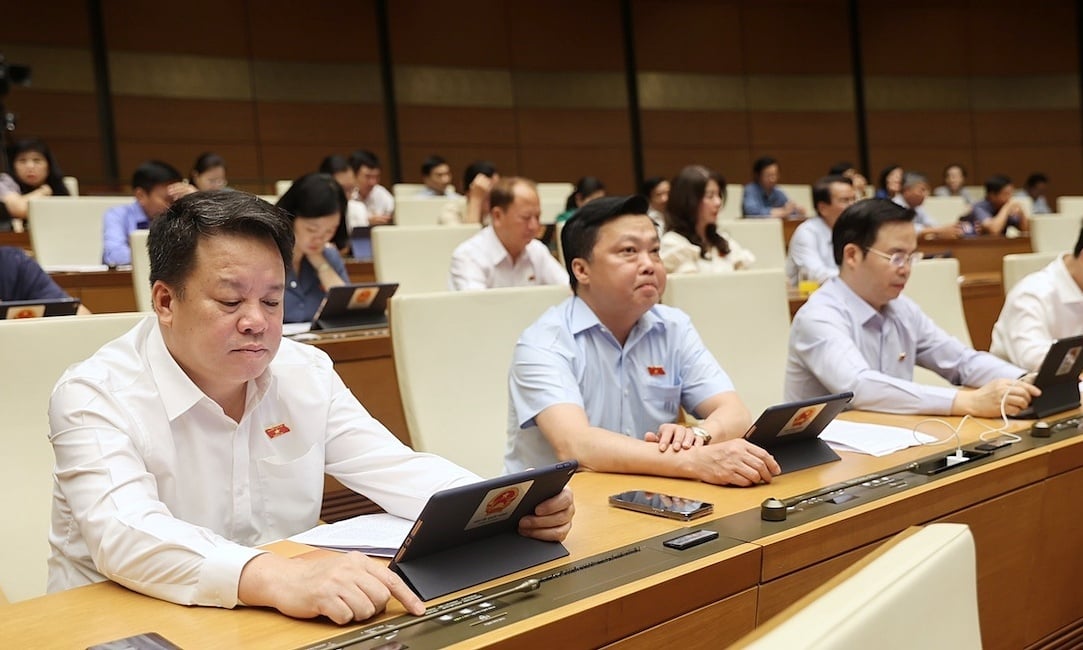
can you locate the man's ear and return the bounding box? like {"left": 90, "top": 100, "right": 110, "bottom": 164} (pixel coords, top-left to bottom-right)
{"left": 841, "top": 242, "right": 862, "bottom": 271}
{"left": 571, "top": 258, "right": 590, "bottom": 287}
{"left": 152, "top": 280, "right": 176, "bottom": 323}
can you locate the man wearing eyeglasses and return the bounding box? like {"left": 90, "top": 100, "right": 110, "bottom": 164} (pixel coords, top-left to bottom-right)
{"left": 785, "top": 199, "right": 1040, "bottom": 416}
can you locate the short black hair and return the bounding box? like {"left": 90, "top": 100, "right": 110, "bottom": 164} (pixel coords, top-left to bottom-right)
{"left": 148, "top": 191, "right": 293, "bottom": 295}
{"left": 566, "top": 176, "right": 606, "bottom": 210}
{"left": 421, "top": 154, "right": 447, "bottom": 177}
{"left": 462, "top": 160, "right": 497, "bottom": 193}
{"left": 753, "top": 156, "right": 777, "bottom": 177}
{"left": 348, "top": 149, "right": 380, "bottom": 172}
{"left": 640, "top": 176, "right": 666, "bottom": 196}
{"left": 832, "top": 198, "right": 915, "bottom": 265}
{"left": 132, "top": 160, "right": 183, "bottom": 193}
{"left": 984, "top": 174, "right": 1012, "bottom": 195}
{"left": 561, "top": 195, "right": 650, "bottom": 293}
{"left": 827, "top": 161, "right": 854, "bottom": 176}
{"left": 813, "top": 175, "right": 852, "bottom": 212}
{"left": 318, "top": 154, "right": 350, "bottom": 176}
{"left": 1025, "top": 172, "right": 1048, "bottom": 189}
{"left": 276, "top": 172, "right": 349, "bottom": 251}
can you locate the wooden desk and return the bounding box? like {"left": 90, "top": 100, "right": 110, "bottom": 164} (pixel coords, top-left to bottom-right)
{"left": 5, "top": 411, "right": 1081, "bottom": 649}
{"left": 788, "top": 273, "right": 1005, "bottom": 351}
{"left": 51, "top": 269, "right": 137, "bottom": 313}
{"left": 918, "top": 236, "right": 1031, "bottom": 274}
{"left": 345, "top": 260, "right": 376, "bottom": 284}
{"left": 0, "top": 230, "right": 31, "bottom": 250}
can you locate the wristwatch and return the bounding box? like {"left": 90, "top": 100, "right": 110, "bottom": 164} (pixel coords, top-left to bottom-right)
{"left": 690, "top": 426, "right": 712, "bottom": 444}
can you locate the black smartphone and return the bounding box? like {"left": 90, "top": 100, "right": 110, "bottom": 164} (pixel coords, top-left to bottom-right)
{"left": 608, "top": 490, "right": 713, "bottom": 521}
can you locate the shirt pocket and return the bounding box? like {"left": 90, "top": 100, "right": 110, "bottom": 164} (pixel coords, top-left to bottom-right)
{"left": 641, "top": 380, "right": 683, "bottom": 422}
{"left": 257, "top": 442, "right": 325, "bottom": 532}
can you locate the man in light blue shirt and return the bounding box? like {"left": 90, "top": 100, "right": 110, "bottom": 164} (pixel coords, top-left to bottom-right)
{"left": 786, "top": 199, "right": 1039, "bottom": 416}
{"left": 742, "top": 156, "right": 806, "bottom": 219}
{"left": 414, "top": 154, "right": 461, "bottom": 198}
{"left": 102, "top": 160, "right": 190, "bottom": 265}
{"left": 785, "top": 175, "right": 855, "bottom": 286}
{"left": 505, "top": 195, "right": 780, "bottom": 486}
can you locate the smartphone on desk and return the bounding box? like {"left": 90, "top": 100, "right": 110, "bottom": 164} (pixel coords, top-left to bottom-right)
{"left": 609, "top": 490, "right": 713, "bottom": 521}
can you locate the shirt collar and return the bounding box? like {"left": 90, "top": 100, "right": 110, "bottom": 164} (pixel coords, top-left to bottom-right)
{"left": 829, "top": 276, "right": 884, "bottom": 327}
{"left": 478, "top": 226, "right": 513, "bottom": 266}
{"left": 567, "top": 296, "right": 664, "bottom": 343}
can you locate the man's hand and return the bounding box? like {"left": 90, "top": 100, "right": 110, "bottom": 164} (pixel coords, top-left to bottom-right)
{"left": 166, "top": 181, "right": 197, "bottom": 202}
{"left": 518, "top": 486, "right": 574, "bottom": 542}
{"left": 238, "top": 551, "right": 425, "bottom": 625}
{"left": 680, "top": 439, "right": 780, "bottom": 486}
{"left": 952, "top": 378, "right": 1041, "bottom": 417}
{"left": 645, "top": 423, "right": 706, "bottom": 452}
{"left": 369, "top": 213, "right": 393, "bottom": 225}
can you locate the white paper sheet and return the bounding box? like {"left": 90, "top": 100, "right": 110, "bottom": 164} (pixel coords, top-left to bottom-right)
{"left": 820, "top": 419, "right": 938, "bottom": 457}
{"left": 288, "top": 512, "right": 414, "bottom": 557}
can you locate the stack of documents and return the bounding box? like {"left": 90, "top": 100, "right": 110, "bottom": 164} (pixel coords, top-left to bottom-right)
{"left": 819, "top": 420, "right": 937, "bottom": 457}
{"left": 288, "top": 513, "right": 413, "bottom": 557}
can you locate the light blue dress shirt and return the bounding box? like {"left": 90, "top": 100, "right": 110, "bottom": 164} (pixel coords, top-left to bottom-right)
{"left": 786, "top": 277, "right": 1026, "bottom": 414}
{"left": 742, "top": 182, "right": 791, "bottom": 217}
{"left": 505, "top": 296, "right": 734, "bottom": 473}
{"left": 102, "top": 201, "right": 152, "bottom": 266}
{"left": 284, "top": 247, "right": 350, "bottom": 324}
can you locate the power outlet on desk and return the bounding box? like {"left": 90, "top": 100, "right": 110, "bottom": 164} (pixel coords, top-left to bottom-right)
{"left": 910, "top": 448, "right": 992, "bottom": 476}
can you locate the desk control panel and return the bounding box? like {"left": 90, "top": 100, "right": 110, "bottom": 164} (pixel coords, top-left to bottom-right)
{"left": 298, "top": 414, "right": 1083, "bottom": 650}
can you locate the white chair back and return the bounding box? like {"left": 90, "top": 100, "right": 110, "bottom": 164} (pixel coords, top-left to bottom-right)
{"left": 1030, "top": 214, "right": 1082, "bottom": 253}
{"left": 535, "top": 182, "right": 573, "bottom": 203}
{"left": 734, "top": 524, "right": 981, "bottom": 649}
{"left": 719, "top": 219, "right": 785, "bottom": 270}
{"left": 1056, "top": 196, "right": 1083, "bottom": 217}
{"left": 394, "top": 196, "right": 465, "bottom": 226}
{"left": 391, "top": 286, "right": 570, "bottom": 477}
{"left": 1003, "top": 251, "right": 1060, "bottom": 294}
{"left": 903, "top": 258, "right": 970, "bottom": 385}
{"left": 777, "top": 183, "right": 813, "bottom": 216}
{"left": 372, "top": 224, "right": 479, "bottom": 295}
{"left": 392, "top": 183, "right": 426, "bottom": 199}
{"left": 0, "top": 312, "right": 147, "bottom": 602}
{"left": 129, "top": 230, "right": 153, "bottom": 312}
{"left": 28, "top": 196, "right": 130, "bottom": 267}
{"left": 922, "top": 196, "right": 968, "bottom": 226}
{"left": 274, "top": 179, "right": 292, "bottom": 196}
{"left": 662, "top": 269, "right": 790, "bottom": 416}
{"left": 719, "top": 184, "right": 743, "bottom": 220}
{"left": 61, "top": 176, "right": 79, "bottom": 197}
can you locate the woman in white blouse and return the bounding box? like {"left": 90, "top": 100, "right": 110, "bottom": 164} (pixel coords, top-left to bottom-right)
{"left": 660, "top": 165, "right": 755, "bottom": 273}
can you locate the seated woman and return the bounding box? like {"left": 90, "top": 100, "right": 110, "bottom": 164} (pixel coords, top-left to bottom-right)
{"left": 188, "top": 152, "right": 228, "bottom": 191}
{"left": 555, "top": 176, "right": 606, "bottom": 222}
{"left": 276, "top": 173, "right": 351, "bottom": 323}
{"left": 660, "top": 165, "right": 755, "bottom": 273}
{"left": 0, "top": 138, "right": 70, "bottom": 230}
{"left": 641, "top": 176, "right": 670, "bottom": 231}
{"left": 933, "top": 163, "right": 976, "bottom": 204}
{"left": 874, "top": 163, "right": 903, "bottom": 200}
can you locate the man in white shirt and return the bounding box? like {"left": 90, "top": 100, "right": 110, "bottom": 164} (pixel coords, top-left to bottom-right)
{"left": 48, "top": 191, "right": 574, "bottom": 624}
{"left": 892, "top": 171, "right": 964, "bottom": 240}
{"left": 991, "top": 227, "right": 1083, "bottom": 370}
{"left": 349, "top": 149, "right": 394, "bottom": 225}
{"left": 448, "top": 177, "right": 569, "bottom": 290}
{"left": 785, "top": 175, "right": 855, "bottom": 286}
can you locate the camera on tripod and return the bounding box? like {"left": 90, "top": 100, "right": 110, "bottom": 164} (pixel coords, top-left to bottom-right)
{"left": 0, "top": 54, "right": 32, "bottom": 98}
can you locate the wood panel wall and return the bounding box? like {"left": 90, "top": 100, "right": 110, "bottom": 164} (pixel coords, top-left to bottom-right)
{"left": 0, "top": 0, "right": 1080, "bottom": 197}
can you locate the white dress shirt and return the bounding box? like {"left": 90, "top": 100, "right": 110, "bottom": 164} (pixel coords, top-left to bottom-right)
{"left": 48, "top": 317, "right": 478, "bottom": 607}
{"left": 448, "top": 225, "right": 568, "bottom": 290}
{"left": 784, "top": 217, "right": 837, "bottom": 286}
{"left": 345, "top": 199, "right": 370, "bottom": 229}
{"left": 659, "top": 231, "right": 755, "bottom": 274}
{"left": 786, "top": 277, "right": 1025, "bottom": 414}
{"left": 361, "top": 184, "right": 395, "bottom": 218}
{"left": 991, "top": 255, "right": 1083, "bottom": 370}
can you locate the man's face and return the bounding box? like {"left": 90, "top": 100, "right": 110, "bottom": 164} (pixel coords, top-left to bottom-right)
{"left": 492, "top": 183, "right": 541, "bottom": 259}
{"left": 575, "top": 214, "right": 665, "bottom": 318}
{"left": 945, "top": 166, "right": 965, "bottom": 191}
{"left": 157, "top": 234, "right": 285, "bottom": 400}
{"left": 424, "top": 164, "right": 452, "bottom": 193}
{"left": 758, "top": 164, "right": 780, "bottom": 190}
{"left": 818, "top": 181, "right": 857, "bottom": 226}
{"left": 990, "top": 184, "right": 1014, "bottom": 209}
{"left": 136, "top": 183, "right": 175, "bottom": 218}
{"left": 900, "top": 181, "right": 929, "bottom": 209}
{"left": 842, "top": 221, "right": 918, "bottom": 311}
{"left": 357, "top": 165, "right": 381, "bottom": 195}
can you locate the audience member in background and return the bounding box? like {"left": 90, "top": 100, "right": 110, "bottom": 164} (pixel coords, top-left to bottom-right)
{"left": 348, "top": 150, "right": 394, "bottom": 225}
{"left": 416, "top": 154, "right": 460, "bottom": 198}
{"left": 276, "top": 173, "right": 350, "bottom": 323}
{"left": 102, "top": 160, "right": 188, "bottom": 266}
{"left": 440, "top": 160, "right": 499, "bottom": 225}
{"left": 785, "top": 199, "right": 1038, "bottom": 416}
{"left": 187, "top": 152, "right": 228, "bottom": 192}
{"left": 892, "top": 172, "right": 964, "bottom": 240}
{"left": 964, "top": 174, "right": 1030, "bottom": 236}
{"left": 0, "top": 246, "right": 90, "bottom": 314}
{"left": 991, "top": 226, "right": 1083, "bottom": 370}
{"left": 0, "top": 137, "right": 70, "bottom": 230}
{"left": 555, "top": 176, "right": 606, "bottom": 223}
{"left": 1018, "top": 173, "right": 1052, "bottom": 214}
{"left": 828, "top": 161, "right": 868, "bottom": 198}
{"left": 505, "top": 195, "right": 779, "bottom": 486}
{"left": 742, "top": 156, "right": 805, "bottom": 218}
{"left": 448, "top": 177, "right": 567, "bottom": 290}
{"left": 48, "top": 191, "right": 573, "bottom": 622}
{"left": 933, "top": 163, "right": 975, "bottom": 203}
{"left": 785, "top": 175, "right": 856, "bottom": 287}
{"left": 873, "top": 164, "right": 903, "bottom": 200}
{"left": 660, "top": 165, "right": 754, "bottom": 274}
{"left": 641, "top": 176, "right": 671, "bottom": 231}
{"left": 320, "top": 154, "right": 369, "bottom": 230}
